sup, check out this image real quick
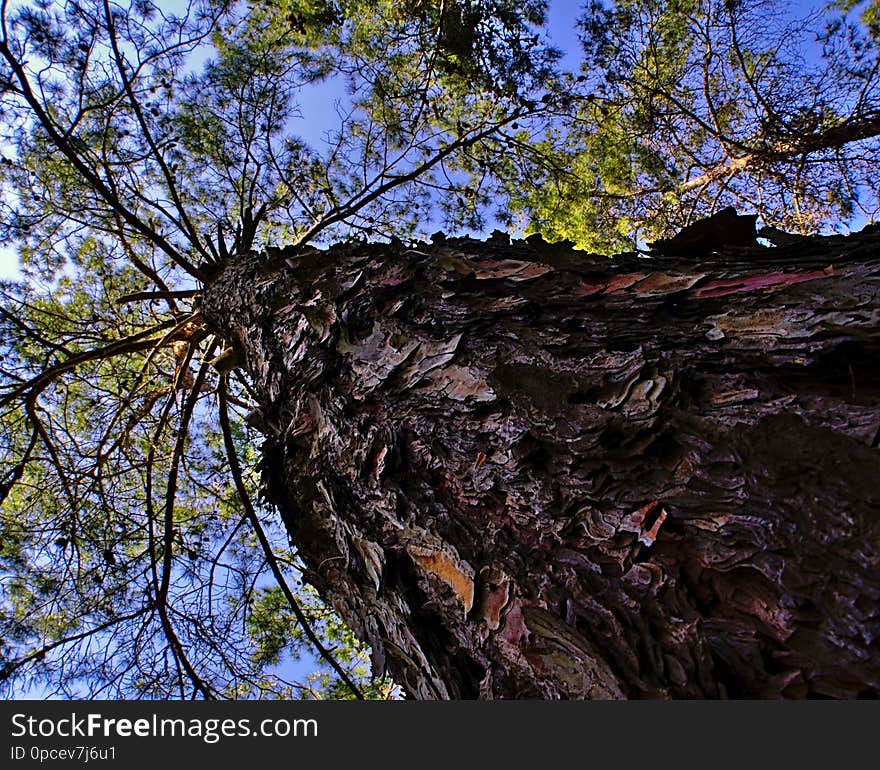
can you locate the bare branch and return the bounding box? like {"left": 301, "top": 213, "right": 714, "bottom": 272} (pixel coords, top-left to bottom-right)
{"left": 217, "top": 377, "right": 365, "bottom": 699}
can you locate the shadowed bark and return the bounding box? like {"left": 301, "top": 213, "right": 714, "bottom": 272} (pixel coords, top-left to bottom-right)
{"left": 203, "top": 223, "right": 880, "bottom": 699}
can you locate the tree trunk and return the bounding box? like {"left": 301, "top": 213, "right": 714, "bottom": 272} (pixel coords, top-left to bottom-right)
{"left": 202, "top": 226, "right": 880, "bottom": 699}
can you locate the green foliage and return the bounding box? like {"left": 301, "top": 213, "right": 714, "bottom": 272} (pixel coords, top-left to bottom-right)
{"left": 507, "top": 0, "right": 880, "bottom": 252}
{"left": 190, "top": 0, "right": 563, "bottom": 241}
{"left": 245, "top": 583, "right": 397, "bottom": 698}
{"left": 834, "top": 0, "right": 880, "bottom": 39}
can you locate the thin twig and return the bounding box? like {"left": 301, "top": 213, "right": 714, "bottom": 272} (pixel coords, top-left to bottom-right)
{"left": 217, "top": 378, "right": 365, "bottom": 700}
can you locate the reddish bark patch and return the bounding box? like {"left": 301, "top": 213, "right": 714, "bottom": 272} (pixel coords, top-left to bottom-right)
{"left": 693, "top": 269, "right": 832, "bottom": 299}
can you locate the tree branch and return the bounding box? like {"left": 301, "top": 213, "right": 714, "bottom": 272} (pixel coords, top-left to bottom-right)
{"left": 217, "top": 378, "right": 366, "bottom": 699}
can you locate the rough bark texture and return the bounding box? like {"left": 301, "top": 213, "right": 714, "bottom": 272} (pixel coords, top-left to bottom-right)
{"left": 203, "top": 226, "right": 880, "bottom": 699}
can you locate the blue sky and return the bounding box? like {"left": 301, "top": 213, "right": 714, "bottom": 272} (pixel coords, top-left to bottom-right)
{"left": 0, "top": 0, "right": 840, "bottom": 281}
{"left": 4, "top": 1, "right": 587, "bottom": 281}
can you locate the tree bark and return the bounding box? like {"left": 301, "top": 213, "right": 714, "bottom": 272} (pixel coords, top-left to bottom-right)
{"left": 202, "top": 226, "right": 880, "bottom": 699}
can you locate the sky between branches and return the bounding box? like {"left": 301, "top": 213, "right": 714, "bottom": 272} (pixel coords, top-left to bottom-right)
{"left": 0, "top": 0, "right": 854, "bottom": 279}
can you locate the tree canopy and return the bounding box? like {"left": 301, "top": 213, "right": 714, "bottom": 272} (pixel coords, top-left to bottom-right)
{"left": 0, "top": 0, "right": 877, "bottom": 699}
{"left": 507, "top": 0, "right": 880, "bottom": 251}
